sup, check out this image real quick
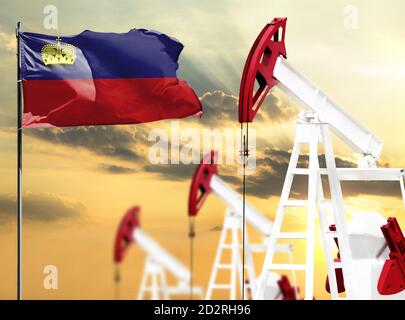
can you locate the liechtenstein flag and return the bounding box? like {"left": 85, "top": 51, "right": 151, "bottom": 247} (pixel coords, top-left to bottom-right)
{"left": 19, "top": 29, "right": 202, "bottom": 128}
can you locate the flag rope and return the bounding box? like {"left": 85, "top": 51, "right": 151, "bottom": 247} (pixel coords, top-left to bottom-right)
{"left": 188, "top": 216, "right": 196, "bottom": 300}
{"left": 240, "top": 121, "right": 249, "bottom": 300}
{"left": 114, "top": 265, "right": 121, "bottom": 300}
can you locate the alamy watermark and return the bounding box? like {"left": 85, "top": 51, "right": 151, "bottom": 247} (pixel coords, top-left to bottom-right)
{"left": 147, "top": 121, "right": 257, "bottom": 175}
{"left": 43, "top": 265, "right": 58, "bottom": 290}
{"left": 343, "top": 4, "right": 359, "bottom": 30}
{"left": 43, "top": 5, "right": 58, "bottom": 30}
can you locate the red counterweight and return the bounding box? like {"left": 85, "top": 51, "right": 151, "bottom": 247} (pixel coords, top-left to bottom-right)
{"left": 239, "top": 17, "right": 287, "bottom": 123}
{"left": 188, "top": 151, "right": 218, "bottom": 216}
{"left": 325, "top": 224, "right": 346, "bottom": 294}
{"left": 114, "top": 206, "right": 140, "bottom": 263}
{"left": 378, "top": 217, "right": 405, "bottom": 295}
{"left": 278, "top": 275, "right": 298, "bottom": 300}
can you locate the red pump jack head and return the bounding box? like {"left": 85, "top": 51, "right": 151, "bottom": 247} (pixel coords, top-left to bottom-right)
{"left": 188, "top": 150, "right": 218, "bottom": 217}
{"left": 239, "top": 17, "right": 287, "bottom": 123}
{"left": 326, "top": 217, "right": 405, "bottom": 296}
{"left": 114, "top": 206, "right": 140, "bottom": 264}
{"left": 278, "top": 275, "right": 299, "bottom": 300}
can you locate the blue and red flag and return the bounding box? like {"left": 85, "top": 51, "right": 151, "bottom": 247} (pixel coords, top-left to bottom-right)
{"left": 19, "top": 29, "right": 202, "bottom": 128}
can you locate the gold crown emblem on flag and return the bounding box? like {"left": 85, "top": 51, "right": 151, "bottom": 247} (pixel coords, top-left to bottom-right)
{"left": 41, "top": 37, "right": 76, "bottom": 65}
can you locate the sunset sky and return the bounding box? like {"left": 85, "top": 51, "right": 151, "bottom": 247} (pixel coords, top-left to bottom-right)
{"left": 1, "top": 0, "right": 405, "bottom": 300}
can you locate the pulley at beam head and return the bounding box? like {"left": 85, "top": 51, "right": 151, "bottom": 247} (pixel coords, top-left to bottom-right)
{"left": 114, "top": 206, "right": 141, "bottom": 264}
{"left": 188, "top": 150, "right": 218, "bottom": 218}
{"left": 239, "top": 17, "right": 287, "bottom": 123}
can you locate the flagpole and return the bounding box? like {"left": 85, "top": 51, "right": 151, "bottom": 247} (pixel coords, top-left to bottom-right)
{"left": 16, "top": 21, "right": 23, "bottom": 301}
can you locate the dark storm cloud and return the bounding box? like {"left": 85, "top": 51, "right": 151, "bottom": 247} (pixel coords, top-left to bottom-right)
{"left": 98, "top": 163, "right": 135, "bottom": 174}
{"left": 340, "top": 181, "right": 403, "bottom": 198}
{"left": 261, "top": 148, "right": 357, "bottom": 171}
{"left": 143, "top": 163, "right": 197, "bottom": 181}
{"left": 25, "top": 126, "right": 143, "bottom": 161}
{"left": 221, "top": 174, "right": 242, "bottom": 186}
{"left": 225, "top": 147, "right": 402, "bottom": 199}
{"left": 0, "top": 193, "right": 85, "bottom": 222}
{"left": 198, "top": 90, "right": 297, "bottom": 127}
{"left": 199, "top": 91, "right": 239, "bottom": 124}
{"left": 140, "top": 144, "right": 395, "bottom": 201}
{"left": 260, "top": 92, "right": 298, "bottom": 122}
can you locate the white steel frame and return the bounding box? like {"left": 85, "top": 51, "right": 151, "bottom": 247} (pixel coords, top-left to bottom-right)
{"left": 254, "top": 55, "right": 405, "bottom": 300}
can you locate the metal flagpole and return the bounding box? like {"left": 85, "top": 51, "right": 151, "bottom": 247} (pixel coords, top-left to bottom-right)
{"left": 240, "top": 122, "right": 248, "bottom": 300}
{"left": 188, "top": 216, "right": 195, "bottom": 300}
{"left": 16, "top": 21, "right": 23, "bottom": 300}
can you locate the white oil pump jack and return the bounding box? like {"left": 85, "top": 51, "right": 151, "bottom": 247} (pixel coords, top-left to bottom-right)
{"left": 114, "top": 206, "right": 203, "bottom": 299}
{"left": 237, "top": 17, "right": 405, "bottom": 300}
{"left": 188, "top": 151, "right": 299, "bottom": 300}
